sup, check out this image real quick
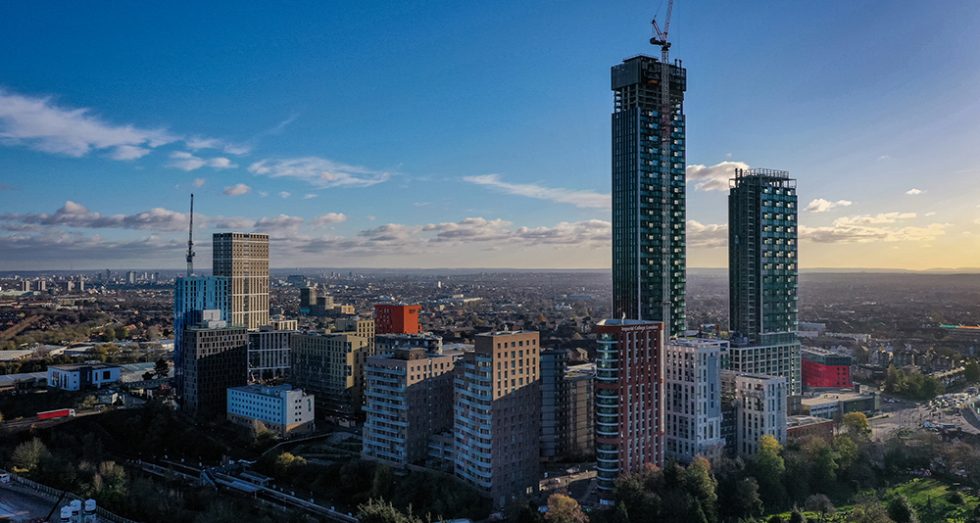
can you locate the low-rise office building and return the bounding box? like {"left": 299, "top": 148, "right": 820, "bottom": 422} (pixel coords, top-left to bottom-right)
{"left": 227, "top": 384, "right": 315, "bottom": 436}
{"left": 47, "top": 364, "right": 121, "bottom": 391}
{"left": 802, "top": 347, "right": 853, "bottom": 390}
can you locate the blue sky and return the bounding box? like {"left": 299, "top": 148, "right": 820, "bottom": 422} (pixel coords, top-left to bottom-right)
{"left": 1, "top": 1, "right": 979, "bottom": 270}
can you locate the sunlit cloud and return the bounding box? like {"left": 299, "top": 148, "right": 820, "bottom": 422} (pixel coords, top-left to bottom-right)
{"left": 806, "top": 198, "right": 853, "bottom": 213}
{"left": 249, "top": 156, "right": 391, "bottom": 189}
{"left": 223, "top": 183, "right": 251, "bottom": 196}
{"left": 686, "top": 161, "right": 749, "bottom": 191}
{"left": 463, "top": 174, "right": 610, "bottom": 209}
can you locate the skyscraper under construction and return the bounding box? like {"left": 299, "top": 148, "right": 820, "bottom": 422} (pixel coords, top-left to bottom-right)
{"left": 610, "top": 53, "right": 687, "bottom": 336}
{"left": 727, "top": 168, "right": 801, "bottom": 395}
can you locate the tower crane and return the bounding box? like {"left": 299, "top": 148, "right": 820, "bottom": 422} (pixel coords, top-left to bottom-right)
{"left": 651, "top": 0, "right": 676, "bottom": 334}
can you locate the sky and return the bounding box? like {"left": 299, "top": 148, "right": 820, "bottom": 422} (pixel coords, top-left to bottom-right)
{"left": 1, "top": 1, "right": 979, "bottom": 271}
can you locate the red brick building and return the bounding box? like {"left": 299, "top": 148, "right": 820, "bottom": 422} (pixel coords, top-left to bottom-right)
{"left": 594, "top": 319, "right": 664, "bottom": 504}
{"left": 802, "top": 348, "right": 853, "bottom": 389}
{"left": 374, "top": 304, "right": 421, "bottom": 335}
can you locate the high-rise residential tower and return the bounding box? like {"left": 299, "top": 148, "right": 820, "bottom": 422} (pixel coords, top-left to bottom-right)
{"left": 173, "top": 276, "right": 231, "bottom": 395}
{"left": 611, "top": 54, "right": 687, "bottom": 336}
{"left": 594, "top": 319, "right": 665, "bottom": 504}
{"left": 181, "top": 311, "right": 248, "bottom": 418}
{"left": 728, "top": 168, "right": 801, "bottom": 395}
{"left": 212, "top": 232, "right": 270, "bottom": 330}
{"left": 664, "top": 338, "right": 725, "bottom": 464}
{"left": 454, "top": 331, "right": 540, "bottom": 508}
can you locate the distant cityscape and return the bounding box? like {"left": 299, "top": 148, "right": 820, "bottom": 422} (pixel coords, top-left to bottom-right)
{"left": 3, "top": 5, "right": 980, "bottom": 523}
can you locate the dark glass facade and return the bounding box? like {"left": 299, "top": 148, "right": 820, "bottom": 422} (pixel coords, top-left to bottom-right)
{"left": 728, "top": 168, "right": 799, "bottom": 344}
{"left": 611, "top": 55, "right": 687, "bottom": 336}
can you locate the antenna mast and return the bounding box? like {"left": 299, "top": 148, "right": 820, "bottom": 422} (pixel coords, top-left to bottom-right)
{"left": 186, "top": 193, "right": 196, "bottom": 275}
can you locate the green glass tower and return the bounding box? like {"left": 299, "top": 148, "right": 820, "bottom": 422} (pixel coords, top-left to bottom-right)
{"left": 728, "top": 168, "right": 801, "bottom": 395}
{"left": 611, "top": 55, "right": 687, "bottom": 336}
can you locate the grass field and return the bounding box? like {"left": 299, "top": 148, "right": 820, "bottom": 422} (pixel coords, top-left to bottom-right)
{"left": 772, "top": 478, "right": 978, "bottom": 522}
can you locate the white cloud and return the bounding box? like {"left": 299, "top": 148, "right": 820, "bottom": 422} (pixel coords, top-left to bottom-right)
{"left": 279, "top": 191, "right": 291, "bottom": 199}
{"left": 253, "top": 214, "right": 303, "bottom": 235}
{"left": 0, "top": 88, "right": 239, "bottom": 161}
{"left": 805, "top": 198, "right": 853, "bottom": 213}
{"left": 905, "top": 188, "right": 924, "bottom": 195}
{"left": 223, "top": 183, "right": 251, "bottom": 196}
{"left": 185, "top": 136, "right": 250, "bottom": 156}
{"left": 0, "top": 201, "right": 188, "bottom": 231}
{"left": 462, "top": 174, "right": 610, "bottom": 209}
{"left": 687, "top": 220, "right": 727, "bottom": 248}
{"left": 834, "top": 212, "right": 916, "bottom": 226}
{"left": 423, "top": 217, "right": 513, "bottom": 243}
{"left": 686, "top": 161, "right": 749, "bottom": 191}
{"left": 193, "top": 178, "right": 206, "bottom": 188}
{"left": 313, "top": 212, "right": 348, "bottom": 226}
{"left": 249, "top": 157, "right": 391, "bottom": 189}
{"left": 0, "top": 88, "right": 176, "bottom": 157}
{"left": 800, "top": 212, "right": 947, "bottom": 244}
{"left": 302, "top": 193, "right": 318, "bottom": 200}
{"left": 109, "top": 144, "right": 152, "bottom": 160}
{"left": 168, "top": 151, "right": 236, "bottom": 172}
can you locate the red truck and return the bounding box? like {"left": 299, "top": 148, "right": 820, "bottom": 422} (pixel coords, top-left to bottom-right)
{"left": 36, "top": 408, "right": 76, "bottom": 420}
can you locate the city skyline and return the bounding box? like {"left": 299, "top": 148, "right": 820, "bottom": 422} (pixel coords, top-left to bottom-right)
{"left": 2, "top": 1, "right": 980, "bottom": 270}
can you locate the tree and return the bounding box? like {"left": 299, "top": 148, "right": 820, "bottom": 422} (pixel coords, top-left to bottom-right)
{"left": 357, "top": 499, "right": 426, "bottom": 523}
{"left": 272, "top": 452, "right": 307, "bottom": 477}
{"left": 768, "top": 517, "right": 784, "bottom": 523}
{"left": 751, "top": 434, "right": 788, "bottom": 511}
{"left": 886, "top": 495, "right": 918, "bottom": 523}
{"left": 11, "top": 437, "right": 48, "bottom": 471}
{"left": 804, "top": 494, "right": 835, "bottom": 516}
{"left": 965, "top": 360, "right": 980, "bottom": 383}
{"left": 842, "top": 412, "right": 871, "bottom": 437}
{"left": 154, "top": 358, "right": 169, "bottom": 378}
{"left": 730, "top": 477, "right": 764, "bottom": 520}
{"left": 851, "top": 500, "right": 895, "bottom": 523}
{"left": 788, "top": 510, "right": 806, "bottom": 523}
{"left": 682, "top": 457, "right": 718, "bottom": 522}
{"left": 545, "top": 494, "right": 588, "bottom": 523}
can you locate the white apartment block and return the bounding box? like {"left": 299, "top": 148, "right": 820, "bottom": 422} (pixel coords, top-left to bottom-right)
{"left": 725, "top": 341, "right": 801, "bottom": 396}
{"left": 226, "top": 384, "right": 314, "bottom": 436}
{"left": 721, "top": 370, "right": 787, "bottom": 457}
{"left": 664, "top": 338, "right": 726, "bottom": 464}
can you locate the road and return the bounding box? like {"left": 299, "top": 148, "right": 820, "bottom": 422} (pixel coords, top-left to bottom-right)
{"left": 871, "top": 394, "right": 980, "bottom": 439}
{"left": 0, "top": 409, "right": 102, "bottom": 434}
{"left": 0, "top": 486, "right": 58, "bottom": 521}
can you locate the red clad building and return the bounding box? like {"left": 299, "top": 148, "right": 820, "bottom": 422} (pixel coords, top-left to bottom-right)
{"left": 374, "top": 304, "right": 422, "bottom": 334}
{"left": 594, "top": 319, "right": 664, "bottom": 503}
{"left": 802, "top": 348, "right": 853, "bottom": 389}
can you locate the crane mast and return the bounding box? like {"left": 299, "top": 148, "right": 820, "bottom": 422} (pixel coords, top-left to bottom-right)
{"left": 651, "top": 0, "right": 674, "bottom": 334}
{"left": 186, "top": 193, "right": 196, "bottom": 276}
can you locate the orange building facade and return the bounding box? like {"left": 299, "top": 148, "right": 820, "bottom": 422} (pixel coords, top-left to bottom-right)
{"left": 374, "top": 304, "right": 422, "bottom": 335}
